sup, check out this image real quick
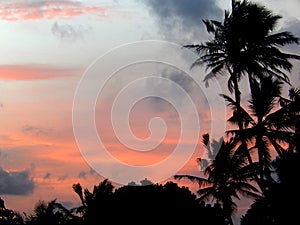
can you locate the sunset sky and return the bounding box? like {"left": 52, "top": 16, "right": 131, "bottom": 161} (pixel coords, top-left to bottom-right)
{"left": 0, "top": 0, "right": 300, "bottom": 221}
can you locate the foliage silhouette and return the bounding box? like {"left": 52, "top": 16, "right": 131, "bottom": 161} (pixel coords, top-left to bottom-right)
{"left": 25, "top": 199, "right": 81, "bottom": 225}
{"left": 175, "top": 134, "right": 260, "bottom": 225}
{"left": 71, "top": 179, "right": 114, "bottom": 225}
{"left": 279, "top": 87, "right": 300, "bottom": 151}
{"left": 71, "top": 179, "right": 227, "bottom": 224}
{"left": 185, "top": 0, "right": 300, "bottom": 193}
{"left": 222, "top": 76, "right": 300, "bottom": 187}
{"left": 241, "top": 149, "right": 300, "bottom": 225}
{"left": 0, "top": 198, "right": 24, "bottom": 225}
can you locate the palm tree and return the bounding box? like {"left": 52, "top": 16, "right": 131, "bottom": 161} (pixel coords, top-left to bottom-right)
{"left": 241, "top": 149, "right": 300, "bottom": 225}
{"left": 279, "top": 87, "right": 300, "bottom": 151}
{"left": 0, "top": 200, "right": 24, "bottom": 225}
{"left": 26, "top": 199, "right": 79, "bottom": 225}
{"left": 175, "top": 134, "right": 260, "bottom": 225}
{"left": 185, "top": 0, "right": 300, "bottom": 170}
{"left": 72, "top": 179, "right": 114, "bottom": 225}
{"left": 223, "top": 76, "right": 300, "bottom": 187}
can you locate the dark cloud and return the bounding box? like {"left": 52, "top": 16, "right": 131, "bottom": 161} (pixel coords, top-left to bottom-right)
{"left": 140, "top": 178, "right": 153, "bottom": 186}
{"left": 43, "top": 172, "right": 51, "bottom": 179}
{"left": 58, "top": 174, "right": 68, "bottom": 181}
{"left": 78, "top": 171, "right": 87, "bottom": 179}
{"left": 51, "top": 22, "right": 92, "bottom": 41}
{"left": 0, "top": 167, "right": 34, "bottom": 195}
{"left": 161, "top": 70, "right": 195, "bottom": 93}
{"left": 77, "top": 169, "right": 100, "bottom": 180}
{"left": 22, "top": 125, "right": 54, "bottom": 137}
{"left": 127, "top": 178, "right": 153, "bottom": 186}
{"left": 141, "top": 0, "right": 222, "bottom": 41}
{"left": 127, "top": 181, "right": 138, "bottom": 186}
{"left": 89, "top": 168, "right": 100, "bottom": 177}
{"left": 145, "top": 69, "right": 198, "bottom": 111}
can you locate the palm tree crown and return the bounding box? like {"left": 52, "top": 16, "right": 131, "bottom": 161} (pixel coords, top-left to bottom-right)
{"left": 175, "top": 134, "right": 260, "bottom": 225}
{"left": 223, "top": 77, "right": 299, "bottom": 185}
{"left": 186, "top": 0, "right": 300, "bottom": 90}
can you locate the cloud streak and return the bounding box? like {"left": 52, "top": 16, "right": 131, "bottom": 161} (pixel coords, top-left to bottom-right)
{"left": 0, "top": 64, "right": 80, "bottom": 80}
{"left": 0, "top": 0, "right": 113, "bottom": 21}
{"left": 22, "top": 125, "right": 55, "bottom": 137}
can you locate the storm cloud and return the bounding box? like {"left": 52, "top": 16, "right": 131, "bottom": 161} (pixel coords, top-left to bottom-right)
{"left": 0, "top": 167, "right": 34, "bottom": 195}
{"left": 141, "top": 0, "right": 222, "bottom": 41}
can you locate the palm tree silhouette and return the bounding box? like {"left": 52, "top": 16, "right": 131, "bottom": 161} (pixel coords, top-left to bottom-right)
{"left": 241, "top": 148, "right": 300, "bottom": 225}
{"left": 186, "top": 0, "right": 299, "bottom": 107}
{"left": 185, "top": 1, "right": 300, "bottom": 187}
{"left": 279, "top": 87, "right": 300, "bottom": 151}
{"left": 0, "top": 198, "right": 24, "bottom": 225}
{"left": 175, "top": 134, "right": 260, "bottom": 225}
{"left": 72, "top": 179, "right": 114, "bottom": 225}
{"left": 223, "top": 77, "right": 300, "bottom": 187}
{"left": 25, "top": 199, "right": 79, "bottom": 225}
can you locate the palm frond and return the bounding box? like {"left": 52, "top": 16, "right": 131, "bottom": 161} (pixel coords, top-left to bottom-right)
{"left": 202, "top": 71, "right": 217, "bottom": 87}
{"left": 265, "top": 31, "right": 299, "bottom": 46}
{"left": 196, "top": 186, "right": 215, "bottom": 201}
{"left": 231, "top": 162, "right": 260, "bottom": 181}
{"left": 174, "top": 175, "right": 211, "bottom": 188}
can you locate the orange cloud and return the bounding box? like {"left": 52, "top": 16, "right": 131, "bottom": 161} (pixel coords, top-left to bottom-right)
{"left": 0, "top": 1, "right": 113, "bottom": 21}
{"left": 0, "top": 64, "right": 80, "bottom": 80}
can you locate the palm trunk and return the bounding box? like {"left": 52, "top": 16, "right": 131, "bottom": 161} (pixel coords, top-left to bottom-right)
{"left": 232, "top": 73, "right": 265, "bottom": 193}
{"left": 295, "top": 121, "right": 300, "bottom": 151}
{"left": 227, "top": 216, "right": 234, "bottom": 225}
{"left": 256, "top": 122, "right": 265, "bottom": 185}
{"left": 248, "top": 75, "right": 268, "bottom": 193}
{"left": 232, "top": 73, "right": 253, "bottom": 164}
{"left": 222, "top": 200, "right": 234, "bottom": 225}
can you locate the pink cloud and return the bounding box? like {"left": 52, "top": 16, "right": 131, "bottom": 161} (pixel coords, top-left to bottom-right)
{"left": 0, "top": 1, "right": 113, "bottom": 21}
{"left": 0, "top": 64, "right": 81, "bottom": 80}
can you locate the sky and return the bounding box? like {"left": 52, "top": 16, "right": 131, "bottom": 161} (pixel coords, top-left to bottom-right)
{"left": 0, "top": 0, "right": 300, "bottom": 223}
